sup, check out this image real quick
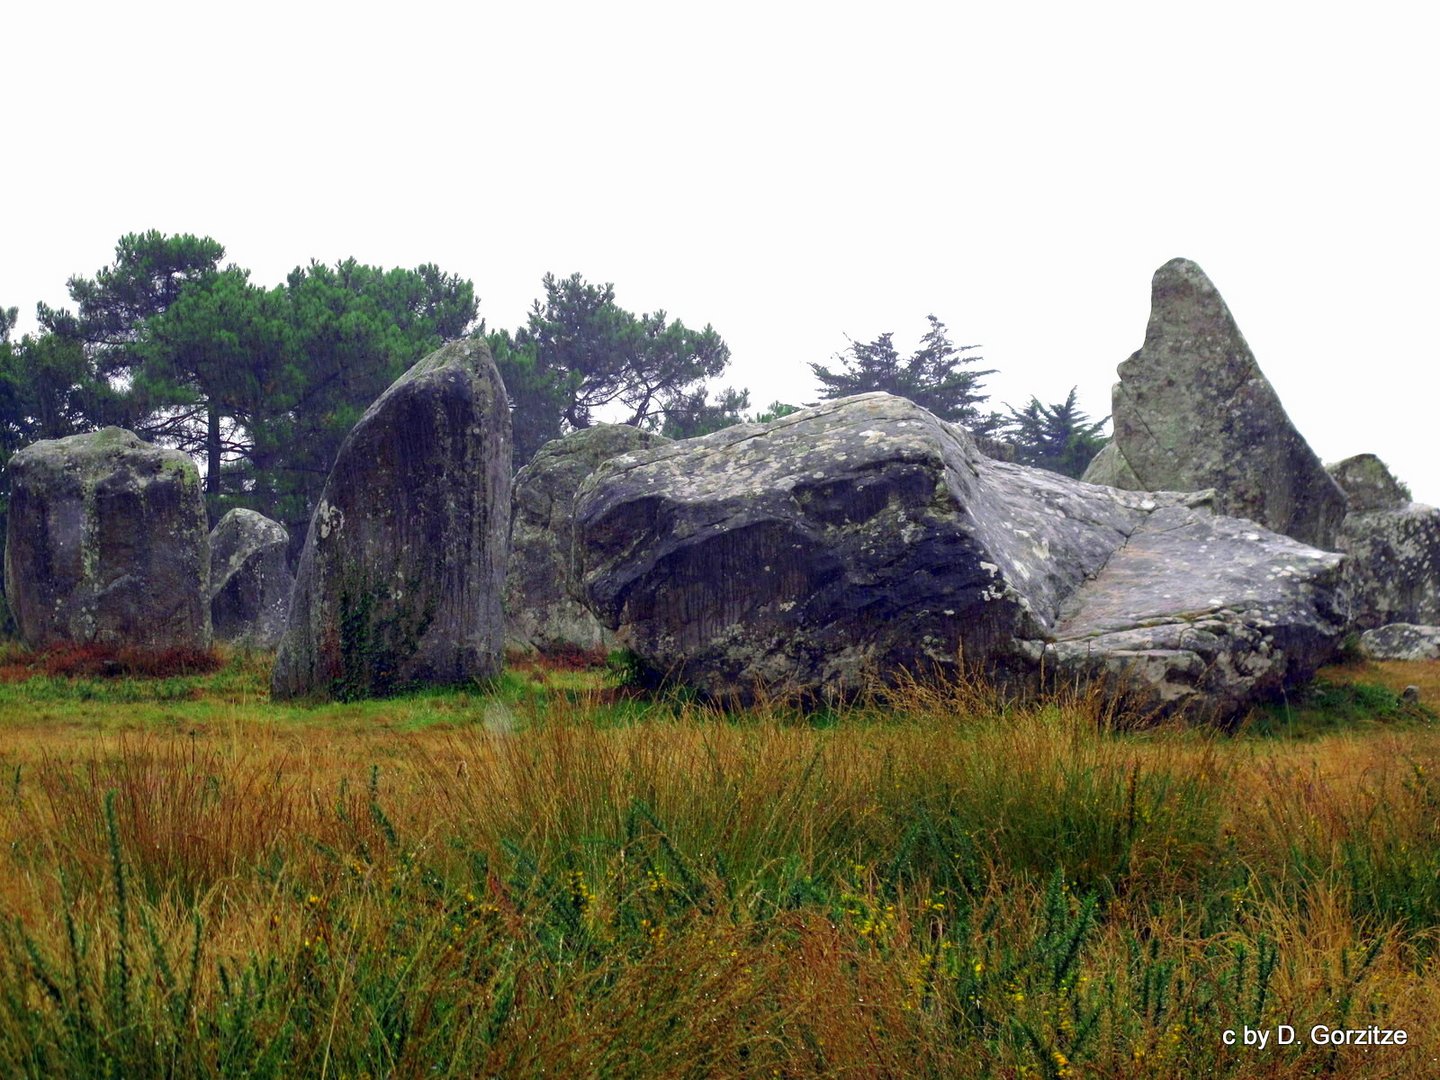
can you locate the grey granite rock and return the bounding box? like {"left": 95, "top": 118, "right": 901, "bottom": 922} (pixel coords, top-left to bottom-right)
{"left": 209, "top": 509, "right": 292, "bottom": 649}
{"left": 4, "top": 427, "right": 210, "bottom": 650}
{"left": 1328, "top": 454, "right": 1411, "bottom": 513}
{"left": 1081, "top": 258, "right": 1347, "bottom": 549}
{"left": 505, "top": 424, "right": 669, "bottom": 654}
{"left": 575, "top": 392, "right": 1345, "bottom": 716}
{"left": 272, "top": 339, "right": 511, "bottom": 700}
{"left": 1335, "top": 504, "right": 1440, "bottom": 630}
{"left": 1358, "top": 623, "right": 1440, "bottom": 661}
{"left": 1047, "top": 507, "right": 1345, "bottom": 717}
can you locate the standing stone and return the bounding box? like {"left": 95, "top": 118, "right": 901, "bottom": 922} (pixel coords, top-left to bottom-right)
{"left": 271, "top": 339, "right": 511, "bottom": 700}
{"left": 505, "top": 424, "right": 669, "bottom": 653}
{"left": 5, "top": 427, "right": 210, "bottom": 650}
{"left": 1081, "top": 258, "right": 1348, "bottom": 549}
{"left": 209, "top": 509, "right": 293, "bottom": 649}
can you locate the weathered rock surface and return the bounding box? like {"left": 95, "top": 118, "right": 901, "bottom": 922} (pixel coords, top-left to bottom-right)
{"left": 4, "top": 427, "right": 210, "bottom": 650}
{"left": 575, "top": 392, "right": 1345, "bottom": 716}
{"left": 506, "top": 424, "right": 669, "bottom": 653}
{"left": 272, "top": 339, "right": 511, "bottom": 700}
{"left": 1080, "top": 258, "right": 1348, "bottom": 549}
{"left": 1358, "top": 623, "right": 1440, "bottom": 661}
{"left": 1335, "top": 503, "right": 1440, "bottom": 630}
{"left": 1047, "top": 507, "right": 1345, "bottom": 716}
{"left": 209, "top": 509, "right": 292, "bottom": 649}
{"left": 1328, "top": 454, "right": 1411, "bottom": 514}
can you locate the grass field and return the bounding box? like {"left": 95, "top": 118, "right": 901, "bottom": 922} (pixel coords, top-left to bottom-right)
{"left": 0, "top": 645, "right": 1438, "bottom": 1078}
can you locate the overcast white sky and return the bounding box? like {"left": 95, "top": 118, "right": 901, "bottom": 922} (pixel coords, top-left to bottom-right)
{"left": 5, "top": 2, "right": 1437, "bottom": 503}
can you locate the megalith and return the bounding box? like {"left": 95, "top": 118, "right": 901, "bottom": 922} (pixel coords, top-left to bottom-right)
{"left": 575, "top": 392, "right": 1344, "bottom": 717}
{"left": 209, "top": 509, "right": 292, "bottom": 649}
{"left": 1081, "top": 258, "right": 1348, "bottom": 549}
{"left": 5, "top": 427, "right": 210, "bottom": 650}
{"left": 271, "top": 338, "right": 511, "bottom": 700}
{"left": 505, "top": 424, "right": 669, "bottom": 654}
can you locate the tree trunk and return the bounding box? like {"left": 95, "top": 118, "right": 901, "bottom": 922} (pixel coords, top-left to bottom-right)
{"left": 207, "top": 403, "right": 222, "bottom": 496}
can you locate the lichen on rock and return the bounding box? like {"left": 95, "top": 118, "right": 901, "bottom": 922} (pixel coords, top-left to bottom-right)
{"left": 4, "top": 426, "right": 210, "bottom": 650}
{"left": 271, "top": 339, "right": 511, "bottom": 701}
{"left": 574, "top": 392, "right": 1345, "bottom": 718}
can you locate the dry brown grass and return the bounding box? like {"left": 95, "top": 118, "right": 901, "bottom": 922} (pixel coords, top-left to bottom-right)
{"left": 0, "top": 656, "right": 1437, "bottom": 1076}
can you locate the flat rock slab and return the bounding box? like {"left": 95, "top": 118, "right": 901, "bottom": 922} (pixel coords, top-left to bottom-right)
{"left": 575, "top": 392, "right": 1345, "bottom": 716}
{"left": 5, "top": 427, "right": 210, "bottom": 650}
{"left": 272, "top": 339, "right": 511, "bottom": 701}
{"left": 1049, "top": 507, "right": 1345, "bottom": 716}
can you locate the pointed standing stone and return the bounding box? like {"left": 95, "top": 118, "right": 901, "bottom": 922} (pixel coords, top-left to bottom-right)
{"left": 1081, "top": 258, "right": 1347, "bottom": 549}
{"left": 271, "top": 339, "right": 511, "bottom": 700}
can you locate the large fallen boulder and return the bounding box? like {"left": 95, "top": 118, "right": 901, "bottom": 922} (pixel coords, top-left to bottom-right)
{"left": 4, "top": 427, "right": 210, "bottom": 650}
{"left": 209, "top": 509, "right": 292, "bottom": 649}
{"left": 575, "top": 393, "right": 1345, "bottom": 717}
{"left": 271, "top": 339, "right": 511, "bottom": 700}
{"left": 1081, "top": 258, "right": 1348, "bottom": 549}
{"left": 506, "top": 424, "right": 669, "bottom": 653}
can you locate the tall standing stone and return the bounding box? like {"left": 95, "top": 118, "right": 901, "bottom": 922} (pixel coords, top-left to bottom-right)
{"left": 5, "top": 427, "right": 210, "bottom": 650}
{"left": 271, "top": 339, "right": 511, "bottom": 700}
{"left": 1081, "top": 258, "right": 1348, "bottom": 549}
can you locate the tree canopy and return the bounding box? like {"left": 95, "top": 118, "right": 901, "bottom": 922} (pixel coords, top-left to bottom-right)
{"left": 5, "top": 236, "right": 752, "bottom": 539}
{"left": 1001, "top": 386, "right": 1109, "bottom": 478}
{"left": 810, "top": 315, "right": 998, "bottom": 432}
{"left": 490, "top": 272, "right": 742, "bottom": 467}
{"left": 29, "top": 233, "right": 480, "bottom": 539}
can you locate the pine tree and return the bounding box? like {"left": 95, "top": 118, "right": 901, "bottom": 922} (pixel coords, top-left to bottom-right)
{"left": 1002, "top": 386, "right": 1109, "bottom": 478}
{"left": 810, "top": 315, "right": 997, "bottom": 431}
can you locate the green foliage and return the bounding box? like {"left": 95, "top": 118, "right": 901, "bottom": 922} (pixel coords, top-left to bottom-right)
{"left": 752, "top": 400, "right": 801, "bottom": 424}
{"left": 810, "top": 315, "right": 998, "bottom": 431}
{"left": 494, "top": 273, "right": 738, "bottom": 468}
{"left": 1247, "top": 677, "right": 1434, "bottom": 737}
{"left": 656, "top": 384, "right": 750, "bottom": 439}
{"left": 37, "top": 231, "right": 227, "bottom": 377}
{"left": 26, "top": 234, "right": 478, "bottom": 533}
{"left": 1001, "top": 386, "right": 1109, "bottom": 478}
{"left": 242, "top": 259, "right": 476, "bottom": 533}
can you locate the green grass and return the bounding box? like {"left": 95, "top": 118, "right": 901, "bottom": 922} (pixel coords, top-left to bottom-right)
{"left": 0, "top": 650, "right": 1438, "bottom": 1077}
{"left": 1244, "top": 673, "right": 1435, "bottom": 738}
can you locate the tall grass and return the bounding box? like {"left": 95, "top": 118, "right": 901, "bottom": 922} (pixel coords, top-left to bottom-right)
{"left": 0, "top": 662, "right": 1436, "bottom": 1076}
